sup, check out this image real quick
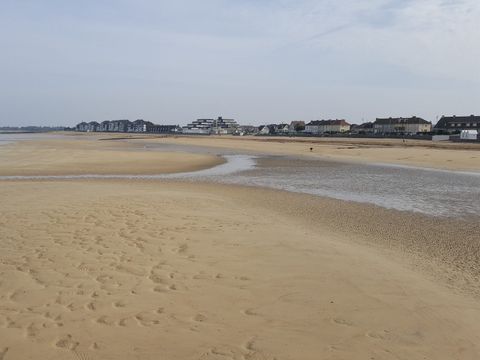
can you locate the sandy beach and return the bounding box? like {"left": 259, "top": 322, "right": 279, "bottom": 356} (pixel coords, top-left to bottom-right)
{"left": 56, "top": 132, "right": 480, "bottom": 172}
{"left": 155, "top": 135, "right": 480, "bottom": 171}
{"left": 0, "top": 138, "right": 223, "bottom": 176}
{"left": 1, "top": 135, "right": 480, "bottom": 359}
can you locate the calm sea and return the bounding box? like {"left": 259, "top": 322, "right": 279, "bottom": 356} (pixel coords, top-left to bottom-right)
{"left": 0, "top": 133, "right": 61, "bottom": 145}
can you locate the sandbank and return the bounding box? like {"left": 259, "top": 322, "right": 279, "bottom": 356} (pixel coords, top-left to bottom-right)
{"left": 149, "top": 135, "right": 480, "bottom": 171}
{"left": 0, "top": 138, "right": 223, "bottom": 176}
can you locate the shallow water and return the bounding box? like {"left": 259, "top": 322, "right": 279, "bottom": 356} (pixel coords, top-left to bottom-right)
{"left": 211, "top": 156, "right": 480, "bottom": 218}
{"left": 1, "top": 137, "right": 479, "bottom": 218}
{"left": 0, "top": 155, "right": 256, "bottom": 180}
{"left": 137, "top": 142, "right": 480, "bottom": 218}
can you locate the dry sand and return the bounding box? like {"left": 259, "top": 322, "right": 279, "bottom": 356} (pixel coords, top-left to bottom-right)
{"left": 1, "top": 136, "right": 480, "bottom": 359}
{"left": 0, "top": 138, "right": 223, "bottom": 176}
{"left": 1, "top": 181, "right": 480, "bottom": 360}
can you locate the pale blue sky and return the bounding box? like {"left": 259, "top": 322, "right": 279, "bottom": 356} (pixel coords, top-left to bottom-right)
{"left": 1, "top": 0, "right": 479, "bottom": 126}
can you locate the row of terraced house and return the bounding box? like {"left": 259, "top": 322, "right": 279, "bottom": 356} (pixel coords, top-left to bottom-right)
{"left": 75, "top": 119, "right": 180, "bottom": 133}
{"left": 76, "top": 117, "right": 237, "bottom": 135}
{"left": 75, "top": 115, "right": 480, "bottom": 138}
{"left": 305, "top": 115, "right": 479, "bottom": 135}
{"left": 259, "top": 117, "right": 432, "bottom": 135}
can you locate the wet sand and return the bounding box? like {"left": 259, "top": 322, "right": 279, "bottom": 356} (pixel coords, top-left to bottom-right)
{"left": 154, "top": 135, "right": 480, "bottom": 171}
{"left": 1, "top": 136, "right": 480, "bottom": 359}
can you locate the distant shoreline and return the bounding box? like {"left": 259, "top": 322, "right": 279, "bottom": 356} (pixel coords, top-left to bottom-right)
{"left": 0, "top": 131, "right": 54, "bottom": 134}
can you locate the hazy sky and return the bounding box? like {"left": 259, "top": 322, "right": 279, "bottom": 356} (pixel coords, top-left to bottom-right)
{"left": 1, "top": 0, "right": 479, "bottom": 126}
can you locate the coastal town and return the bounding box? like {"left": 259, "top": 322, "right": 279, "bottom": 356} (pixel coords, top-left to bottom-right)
{"left": 74, "top": 114, "right": 480, "bottom": 141}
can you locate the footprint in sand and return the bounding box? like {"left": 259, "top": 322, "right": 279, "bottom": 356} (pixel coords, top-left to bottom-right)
{"left": 134, "top": 312, "right": 161, "bottom": 327}
{"left": 194, "top": 314, "right": 207, "bottom": 322}
{"left": 85, "top": 302, "right": 96, "bottom": 311}
{"left": 243, "top": 308, "right": 258, "bottom": 316}
{"left": 134, "top": 242, "right": 145, "bottom": 252}
{"left": 25, "top": 322, "right": 40, "bottom": 338}
{"left": 366, "top": 330, "right": 390, "bottom": 340}
{"left": 244, "top": 337, "right": 276, "bottom": 360}
{"left": 176, "top": 244, "right": 188, "bottom": 254}
{"left": 149, "top": 273, "right": 168, "bottom": 285}
{"left": 0, "top": 348, "right": 8, "bottom": 360}
{"left": 96, "top": 315, "right": 115, "bottom": 326}
{"left": 117, "top": 317, "right": 138, "bottom": 327}
{"left": 77, "top": 263, "right": 91, "bottom": 272}
{"left": 72, "top": 350, "right": 95, "bottom": 360}
{"left": 55, "top": 334, "right": 79, "bottom": 351}
{"left": 153, "top": 285, "right": 168, "bottom": 293}
{"left": 198, "top": 342, "right": 275, "bottom": 360}
{"left": 112, "top": 300, "right": 126, "bottom": 309}
{"left": 332, "top": 317, "right": 354, "bottom": 326}
{"left": 366, "top": 331, "right": 386, "bottom": 340}
{"left": 66, "top": 303, "right": 79, "bottom": 312}
{"left": 198, "top": 346, "right": 241, "bottom": 360}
